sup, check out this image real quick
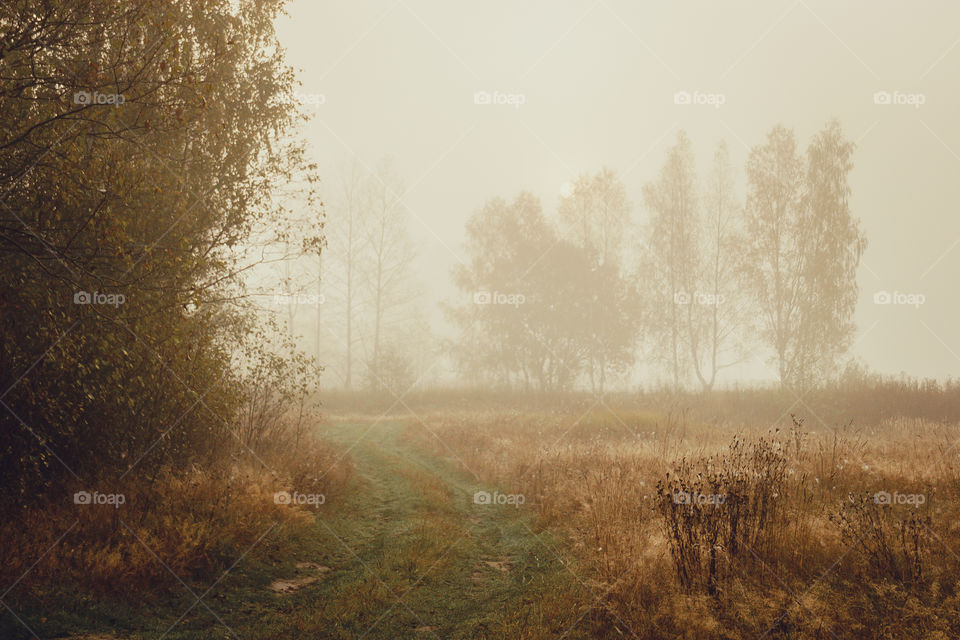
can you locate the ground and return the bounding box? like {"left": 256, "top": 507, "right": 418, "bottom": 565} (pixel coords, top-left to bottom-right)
{"left": 29, "top": 419, "right": 609, "bottom": 640}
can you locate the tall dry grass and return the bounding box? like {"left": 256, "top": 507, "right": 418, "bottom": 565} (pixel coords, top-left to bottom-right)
{"left": 0, "top": 417, "right": 352, "bottom": 599}
{"left": 404, "top": 407, "right": 960, "bottom": 638}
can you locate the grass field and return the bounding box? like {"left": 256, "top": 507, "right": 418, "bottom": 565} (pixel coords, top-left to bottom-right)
{"left": 401, "top": 406, "right": 960, "bottom": 638}
{"left": 1, "top": 419, "right": 608, "bottom": 639}
{"left": 4, "top": 397, "right": 960, "bottom": 639}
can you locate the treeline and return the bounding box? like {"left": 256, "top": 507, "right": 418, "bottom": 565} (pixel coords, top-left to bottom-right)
{"left": 0, "top": 0, "right": 319, "bottom": 506}
{"left": 450, "top": 121, "right": 866, "bottom": 392}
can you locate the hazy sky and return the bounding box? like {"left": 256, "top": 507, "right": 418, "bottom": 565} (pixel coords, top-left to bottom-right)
{"left": 275, "top": 1, "right": 960, "bottom": 383}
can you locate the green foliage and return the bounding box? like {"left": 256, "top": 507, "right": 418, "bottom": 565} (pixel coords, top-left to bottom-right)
{"left": 0, "top": 0, "right": 319, "bottom": 506}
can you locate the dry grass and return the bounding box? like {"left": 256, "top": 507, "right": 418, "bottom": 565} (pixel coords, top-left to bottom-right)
{"left": 0, "top": 434, "right": 352, "bottom": 597}
{"left": 403, "top": 407, "right": 960, "bottom": 638}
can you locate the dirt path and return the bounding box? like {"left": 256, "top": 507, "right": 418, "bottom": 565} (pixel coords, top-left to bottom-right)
{"left": 147, "top": 419, "right": 603, "bottom": 639}
{"left": 291, "top": 419, "right": 601, "bottom": 639}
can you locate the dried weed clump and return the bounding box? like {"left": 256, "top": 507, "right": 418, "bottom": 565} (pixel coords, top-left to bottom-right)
{"left": 655, "top": 430, "right": 790, "bottom": 593}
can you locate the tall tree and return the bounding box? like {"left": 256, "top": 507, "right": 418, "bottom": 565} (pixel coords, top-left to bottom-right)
{"left": 362, "top": 158, "right": 416, "bottom": 391}
{"left": 796, "top": 120, "right": 866, "bottom": 386}
{"left": 0, "top": 0, "right": 318, "bottom": 499}
{"left": 744, "top": 122, "right": 865, "bottom": 389}
{"left": 559, "top": 168, "right": 637, "bottom": 393}
{"left": 451, "top": 193, "right": 592, "bottom": 391}
{"left": 744, "top": 125, "right": 806, "bottom": 387}
{"left": 641, "top": 131, "right": 699, "bottom": 390}
{"left": 686, "top": 141, "right": 747, "bottom": 391}
{"left": 325, "top": 161, "right": 367, "bottom": 389}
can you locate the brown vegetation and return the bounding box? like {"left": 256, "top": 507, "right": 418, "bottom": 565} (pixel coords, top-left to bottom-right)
{"left": 402, "top": 398, "right": 960, "bottom": 638}
{"left": 0, "top": 421, "right": 352, "bottom": 598}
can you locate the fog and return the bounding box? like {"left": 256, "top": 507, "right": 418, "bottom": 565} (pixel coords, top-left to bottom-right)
{"left": 273, "top": 0, "right": 960, "bottom": 386}
{"left": 7, "top": 3, "right": 960, "bottom": 637}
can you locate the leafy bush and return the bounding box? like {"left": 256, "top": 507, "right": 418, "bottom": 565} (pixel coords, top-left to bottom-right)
{"left": 0, "top": 0, "right": 320, "bottom": 511}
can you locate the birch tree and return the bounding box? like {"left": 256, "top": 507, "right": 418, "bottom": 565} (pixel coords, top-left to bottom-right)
{"left": 687, "top": 141, "right": 747, "bottom": 391}
{"left": 744, "top": 122, "right": 865, "bottom": 389}
{"left": 362, "top": 158, "right": 416, "bottom": 391}
{"left": 641, "top": 131, "right": 699, "bottom": 390}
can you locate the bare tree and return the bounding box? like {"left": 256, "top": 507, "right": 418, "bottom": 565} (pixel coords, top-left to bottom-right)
{"left": 744, "top": 126, "right": 805, "bottom": 387}
{"left": 559, "top": 167, "right": 631, "bottom": 265}
{"left": 686, "top": 141, "right": 748, "bottom": 391}
{"left": 327, "top": 161, "right": 367, "bottom": 389}
{"left": 641, "top": 131, "right": 699, "bottom": 390}
{"left": 362, "top": 158, "right": 417, "bottom": 391}
{"left": 796, "top": 120, "right": 866, "bottom": 386}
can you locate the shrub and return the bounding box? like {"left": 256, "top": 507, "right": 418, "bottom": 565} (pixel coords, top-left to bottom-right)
{"left": 655, "top": 431, "right": 790, "bottom": 593}
{"left": 831, "top": 491, "right": 932, "bottom": 585}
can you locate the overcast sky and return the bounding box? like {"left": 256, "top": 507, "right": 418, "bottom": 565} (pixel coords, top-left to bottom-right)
{"left": 275, "top": 0, "right": 960, "bottom": 383}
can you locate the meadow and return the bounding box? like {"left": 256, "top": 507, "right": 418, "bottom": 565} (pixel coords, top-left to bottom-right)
{"left": 391, "top": 386, "right": 960, "bottom": 638}
{"left": 3, "top": 383, "right": 960, "bottom": 639}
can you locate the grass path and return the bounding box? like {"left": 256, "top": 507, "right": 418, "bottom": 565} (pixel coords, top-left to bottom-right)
{"left": 270, "top": 418, "right": 602, "bottom": 639}
{"left": 42, "top": 420, "right": 606, "bottom": 640}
